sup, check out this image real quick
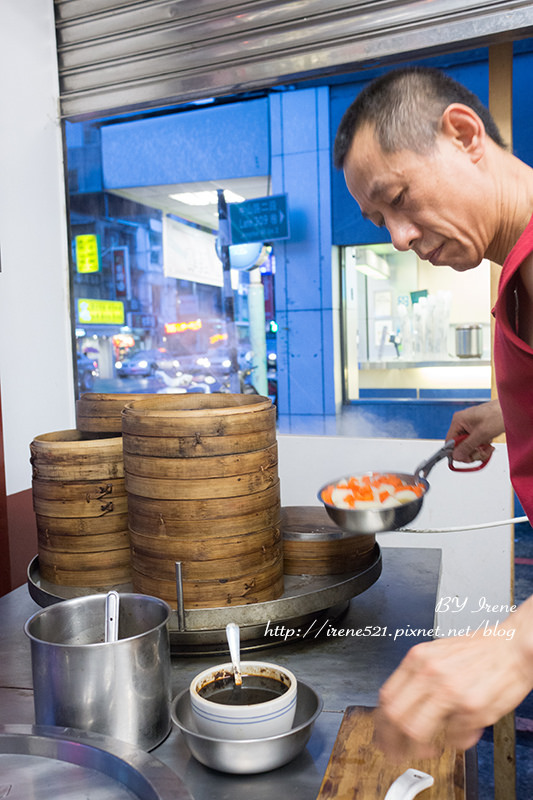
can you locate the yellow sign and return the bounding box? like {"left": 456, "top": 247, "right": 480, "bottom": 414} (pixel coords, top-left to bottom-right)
{"left": 78, "top": 299, "right": 125, "bottom": 325}
{"left": 164, "top": 318, "right": 202, "bottom": 335}
{"left": 75, "top": 234, "right": 100, "bottom": 273}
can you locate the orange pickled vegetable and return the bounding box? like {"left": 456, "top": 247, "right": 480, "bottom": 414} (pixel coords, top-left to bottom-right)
{"left": 321, "top": 472, "right": 424, "bottom": 509}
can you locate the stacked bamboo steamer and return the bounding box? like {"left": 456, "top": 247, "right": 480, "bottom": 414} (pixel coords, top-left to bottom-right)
{"left": 30, "top": 430, "right": 130, "bottom": 586}
{"left": 122, "top": 394, "right": 282, "bottom": 609}
{"left": 281, "top": 506, "right": 376, "bottom": 575}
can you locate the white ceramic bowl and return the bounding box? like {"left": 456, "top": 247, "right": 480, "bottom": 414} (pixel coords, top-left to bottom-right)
{"left": 189, "top": 660, "right": 297, "bottom": 740}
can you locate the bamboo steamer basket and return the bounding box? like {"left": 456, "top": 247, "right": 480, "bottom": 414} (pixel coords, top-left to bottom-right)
{"left": 127, "top": 481, "right": 281, "bottom": 522}
{"left": 122, "top": 394, "right": 283, "bottom": 609}
{"left": 123, "top": 443, "right": 277, "bottom": 480}
{"left": 281, "top": 506, "right": 376, "bottom": 576}
{"left": 76, "top": 392, "right": 158, "bottom": 433}
{"left": 30, "top": 429, "right": 130, "bottom": 586}
{"left": 127, "top": 498, "right": 280, "bottom": 538}
{"left": 131, "top": 559, "right": 285, "bottom": 609}
{"left": 131, "top": 539, "right": 282, "bottom": 581}
{"left": 30, "top": 430, "right": 124, "bottom": 481}
{"left": 122, "top": 427, "right": 277, "bottom": 458}
{"left": 38, "top": 528, "right": 130, "bottom": 553}
{"left": 128, "top": 523, "right": 281, "bottom": 558}
{"left": 35, "top": 512, "right": 129, "bottom": 536}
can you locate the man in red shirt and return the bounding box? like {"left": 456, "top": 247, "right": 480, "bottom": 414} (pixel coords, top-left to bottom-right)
{"left": 334, "top": 66, "right": 533, "bottom": 759}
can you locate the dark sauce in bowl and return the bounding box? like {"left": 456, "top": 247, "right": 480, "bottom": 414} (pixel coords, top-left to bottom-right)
{"left": 198, "top": 674, "right": 289, "bottom": 706}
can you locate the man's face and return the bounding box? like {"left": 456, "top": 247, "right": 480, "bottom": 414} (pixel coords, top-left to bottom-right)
{"left": 342, "top": 123, "right": 490, "bottom": 271}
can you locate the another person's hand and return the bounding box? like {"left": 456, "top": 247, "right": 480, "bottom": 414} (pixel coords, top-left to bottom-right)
{"left": 375, "top": 595, "right": 533, "bottom": 760}
{"left": 445, "top": 398, "right": 504, "bottom": 463}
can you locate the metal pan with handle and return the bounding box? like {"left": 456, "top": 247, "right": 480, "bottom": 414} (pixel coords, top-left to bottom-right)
{"left": 317, "top": 435, "right": 492, "bottom": 537}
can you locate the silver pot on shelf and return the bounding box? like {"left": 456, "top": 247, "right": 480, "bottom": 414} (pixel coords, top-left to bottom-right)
{"left": 455, "top": 324, "right": 483, "bottom": 358}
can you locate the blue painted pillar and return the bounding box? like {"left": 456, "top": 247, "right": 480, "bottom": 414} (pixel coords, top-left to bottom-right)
{"left": 269, "top": 87, "right": 336, "bottom": 416}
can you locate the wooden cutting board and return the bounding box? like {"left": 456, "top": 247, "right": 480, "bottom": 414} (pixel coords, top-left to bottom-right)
{"left": 316, "top": 706, "right": 466, "bottom": 800}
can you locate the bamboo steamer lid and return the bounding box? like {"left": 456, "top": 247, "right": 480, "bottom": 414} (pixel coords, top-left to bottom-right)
{"left": 281, "top": 506, "right": 376, "bottom": 576}
{"left": 76, "top": 392, "right": 156, "bottom": 433}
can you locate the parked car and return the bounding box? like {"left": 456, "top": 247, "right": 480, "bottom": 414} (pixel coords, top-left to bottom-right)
{"left": 115, "top": 348, "right": 181, "bottom": 378}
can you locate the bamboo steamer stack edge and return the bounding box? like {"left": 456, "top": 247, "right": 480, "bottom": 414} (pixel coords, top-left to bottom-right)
{"left": 30, "top": 429, "right": 131, "bottom": 587}
{"left": 122, "top": 393, "right": 283, "bottom": 610}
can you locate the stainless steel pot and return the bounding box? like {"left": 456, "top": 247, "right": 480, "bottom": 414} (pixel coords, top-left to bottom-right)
{"left": 24, "top": 593, "right": 172, "bottom": 750}
{"left": 455, "top": 324, "right": 483, "bottom": 358}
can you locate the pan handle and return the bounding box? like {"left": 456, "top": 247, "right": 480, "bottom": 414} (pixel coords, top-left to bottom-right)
{"left": 415, "top": 435, "right": 492, "bottom": 480}
{"left": 415, "top": 440, "right": 455, "bottom": 480}
{"left": 447, "top": 433, "right": 493, "bottom": 472}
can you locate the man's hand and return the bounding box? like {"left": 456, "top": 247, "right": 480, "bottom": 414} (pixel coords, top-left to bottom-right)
{"left": 445, "top": 398, "right": 504, "bottom": 463}
{"left": 375, "top": 596, "right": 533, "bottom": 760}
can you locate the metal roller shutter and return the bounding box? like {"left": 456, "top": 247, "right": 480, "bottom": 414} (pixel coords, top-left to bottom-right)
{"left": 55, "top": 0, "right": 533, "bottom": 120}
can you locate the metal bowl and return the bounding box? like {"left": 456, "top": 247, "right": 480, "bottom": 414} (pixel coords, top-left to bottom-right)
{"left": 317, "top": 472, "right": 429, "bottom": 535}
{"left": 170, "top": 679, "right": 322, "bottom": 774}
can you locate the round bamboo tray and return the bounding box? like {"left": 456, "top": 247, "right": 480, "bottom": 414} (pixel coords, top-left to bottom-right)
{"left": 281, "top": 506, "right": 376, "bottom": 575}
{"left": 76, "top": 392, "right": 155, "bottom": 433}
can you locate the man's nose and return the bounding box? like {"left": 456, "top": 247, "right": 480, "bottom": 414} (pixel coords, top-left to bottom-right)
{"left": 387, "top": 218, "right": 419, "bottom": 252}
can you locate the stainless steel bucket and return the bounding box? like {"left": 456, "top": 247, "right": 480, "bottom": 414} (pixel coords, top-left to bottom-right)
{"left": 24, "top": 593, "right": 172, "bottom": 750}
{"left": 455, "top": 324, "right": 483, "bottom": 358}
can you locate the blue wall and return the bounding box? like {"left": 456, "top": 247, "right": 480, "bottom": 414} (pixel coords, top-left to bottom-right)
{"left": 100, "top": 98, "right": 270, "bottom": 187}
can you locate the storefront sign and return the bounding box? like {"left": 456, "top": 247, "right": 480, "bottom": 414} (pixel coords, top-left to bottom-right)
{"left": 78, "top": 298, "right": 125, "bottom": 325}
{"left": 112, "top": 246, "right": 130, "bottom": 298}
{"left": 75, "top": 234, "right": 100, "bottom": 273}
{"left": 228, "top": 194, "right": 289, "bottom": 245}
{"left": 164, "top": 318, "right": 202, "bottom": 335}
{"left": 163, "top": 217, "right": 223, "bottom": 287}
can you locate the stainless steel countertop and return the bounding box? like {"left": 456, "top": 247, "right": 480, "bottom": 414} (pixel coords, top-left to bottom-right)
{"left": 0, "top": 547, "right": 444, "bottom": 799}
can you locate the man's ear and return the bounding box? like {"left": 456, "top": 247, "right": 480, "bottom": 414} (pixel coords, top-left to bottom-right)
{"left": 440, "top": 103, "right": 486, "bottom": 163}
